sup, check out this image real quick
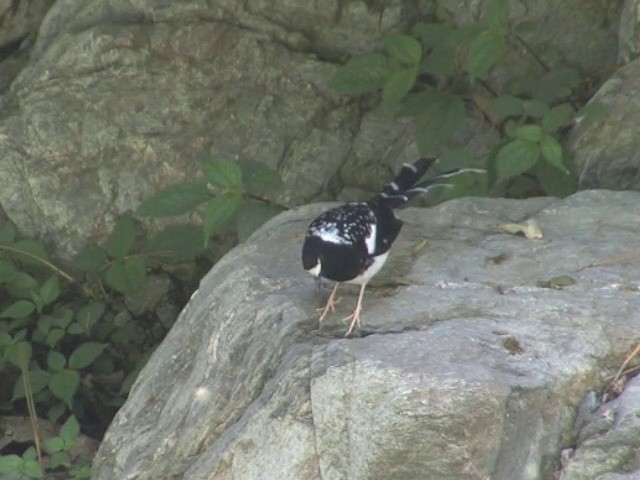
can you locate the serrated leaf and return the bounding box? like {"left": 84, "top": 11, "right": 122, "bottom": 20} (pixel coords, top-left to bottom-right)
{"left": 201, "top": 193, "right": 242, "bottom": 242}
{"left": 69, "top": 342, "right": 107, "bottom": 369}
{"left": 449, "top": 24, "right": 486, "bottom": 44}
{"left": 0, "top": 332, "right": 12, "bottom": 347}
{"left": 48, "top": 369, "right": 80, "bottom": 408}
{"left": 48, "top": 402, "right": 66, "bottom": 423}
{"left": 10, "top": 240, "right": 49, "bottom": 267}
{"left": 6, "top": 340, "right": 32, "bottom": 369}
{"left": 22, "top": 459, "right": 43, "bottom": 479}
{"left": 0, "top": 300, "right": 35, "bottom": 319}
{"left": 466, "top": 27, "right": 507, "bottom": 79}
{"left": 7, "top": 272, "right": 37, "bottom": 294}
{"left": 39, "top": 275, "right": 60, "bottom": 306}
{"left": 533, "top": 160, "right": 577, "bottom": 197}
{"left": 236, "top": 202, "right": 285, "bottom": 242}
{"left": 494, "top": 139, "right": 540, "bottom": 179}
{"left": 104, "top": 257, "right": 146, "bottom": 296}
{"left": 202, "top": 158, "right": 243, "bottom": 190}
{"left": 0, "top": 223, "right": 16, "bottom": 245}
{"left": 12, "top": 369, "right": 50, "bottom": 400}
{"left": 102, "top": 216, "right": 137, "bottom": 259}
{"left": 0, "top": 260, "right": 17, "bottom": 283}
{"left": 382, "top": 67, "right": 417, "bottom": 110}
{"left": 384, "top": 33, "right": 422, "bottom": 65}
{"left": 542, "top": 104, "right": 574, "bottom": 132}
{"left": 47, "top": 351, "right": 66, "bottom": 372}
{"left": 486, "top": 0, "right": 510, "bottom": 26}
{"left": 51, "top": 306, "right": 74, "bottom": 329}
{"left": 533, "top": 67, "right": 582, "bottom": 103}
{"left": 516, "top": 124, "right": 544, "bottom": 142}
{"left": 71, "top": 245, "right": 109, "bottom": 273}
{"left": 60, "top": 415, "right": 80, "bottom": 443}
{"left": 0, "top": 455, "right": 22, "bottom": 473}
{"left": 411, "top": 22, "right": 453, "bottom": 48}
{"left": 136, "top": 181, "right": 210, "bottom": 217}
{"left": 522, "top": 99, "right": 549, "bottom": 118}
{"left": 76, "top": 302, "right": 106, "bottom": 335}
{"left": 415, "top": 90, "right": 466, "bottom": 154}
{"left": 489, "top": 94, "right": 523, "bottom": 118}
{"left": 329, "top": 53, "right": 391, "bottom": 94}
{"left": 237, "top": 159, "right": 284, "bottom": 197}
{"left": 421, "top": 45, "right": 456, "bottom": 77}
{"left": 46, "top": 328, "right": 65, "bottom": 348}
{"left": 540, "top": 134, "right": 568, "bottom": 173}
{"left": 44, "top": 436, "right": 65, "bottom": 453}
{"left": 145, "top": 225, "right": 205, "bottom": 263}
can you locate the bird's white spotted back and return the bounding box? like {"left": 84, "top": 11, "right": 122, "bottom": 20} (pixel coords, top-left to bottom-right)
{"left": 364, "top": 223, "right": 377, "bottom": 254}
{"left": 312, "top": 224, "right": 351, "bottom": 245}
{"left": 347, "top": 251, "right": 389, "bottom": 285}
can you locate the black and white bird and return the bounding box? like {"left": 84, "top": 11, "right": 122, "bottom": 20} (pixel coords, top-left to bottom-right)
{"left": 301, "top": 157, "right": 482, "bottom": 335}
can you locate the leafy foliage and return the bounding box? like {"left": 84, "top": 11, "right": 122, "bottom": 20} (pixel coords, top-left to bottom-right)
{"left": 329, "top": 0, "right": 607, "bottom": 198}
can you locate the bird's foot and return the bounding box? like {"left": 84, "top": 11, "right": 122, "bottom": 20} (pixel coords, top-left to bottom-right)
{"left": 317, "top": 285, "right": 341, "bottom": 324}
{"left": 343, "top": 307, "right": 362, "bottom": 337}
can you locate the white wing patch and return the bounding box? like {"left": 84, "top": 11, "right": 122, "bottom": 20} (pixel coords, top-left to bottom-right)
{"left": 364, "top": 223, "right": 376, "bottom": 254}
{"left": 312, "top": 223, "right": 351, "bottom": 245}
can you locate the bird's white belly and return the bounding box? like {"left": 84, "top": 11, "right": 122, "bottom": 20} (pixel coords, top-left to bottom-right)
{"left": 346, "top": 251, "right": 389, "bottom": 285}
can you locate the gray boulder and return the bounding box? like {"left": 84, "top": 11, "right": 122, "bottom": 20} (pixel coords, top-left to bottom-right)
{"left": 92, "top": 190, "right": 640, "bottom": 480}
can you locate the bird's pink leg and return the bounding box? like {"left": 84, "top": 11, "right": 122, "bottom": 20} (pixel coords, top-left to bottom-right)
{"left": 344, "top": 283, "right": 367, "bottom": 336}
{"left": 318, "top": 283, "right": 340, "bottom": 324}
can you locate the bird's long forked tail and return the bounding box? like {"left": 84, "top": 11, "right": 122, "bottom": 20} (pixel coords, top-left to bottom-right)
{"left": 375, "top": 157, "right": 485, "bottom": 209}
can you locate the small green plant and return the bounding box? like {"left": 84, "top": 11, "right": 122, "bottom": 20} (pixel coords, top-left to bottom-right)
{"left": 329, "top": 0, "right": 607, "bottom": 198}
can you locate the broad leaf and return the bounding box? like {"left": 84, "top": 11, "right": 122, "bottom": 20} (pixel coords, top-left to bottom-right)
{"left": 384, "top": 33, "right": 422, "bottom": 65}
{"left": 60, "top": 415, "right": 80, "bottom": 444}
{"left": 10, "top": 240, "right": 49, "bottom": 267}
{"left": 576, "top": 101, "right": 607, "bottom": 127}
{"left": 202, "top": 157, "right": 243, "bottom": 190}
{"left": 329, "top": 53, "right": 391, "bottom": 94}
{"left": 69, "top": 342, "right": 107, "bottom": 369}
{"left": 0, "top": 300, "right": 35, "bottom": 319}
{"left": 494, "top": 139, "right": 540, "bottom": 179}
{"left": 540, "top": 134, "right": 568, "bottom": 173}
{"left": 76, "top": 302, "right": 106, "bottom": 334}
{"left": 0, "top": 260, "right": 17, "bottom": 283}
{"left": 145, "top": 225, "right": 206, "bottom": 262}
{"left": 415, "top": 90, "right": 466, "bottom": 154}
{"left": 421, "top": 45, "right": 456, "bottom": 77}
{"left": 201, "top": 193, "right": 242, "bottom": 242}
{"left": 516, "top": 124, "right": 544, "bottom": 142}
{"left": 46, "top": 328, "right": 66, "bottom": 348}
{"left": 102, "top": 216, "right": 137, "bottom": 259}
{"left": 0, "top": 455, "right": 22, "bottom": 473}
{"left": 12, "top": 369, "right": 50, "bottom": 400}
{"left": 533, "top": 159, "right": 577, "bottom": 197}
{"left": 382, "top": 67, "right": 417, "bottom": 110}
{"left": 104, "top": 257, "right": 146, "bottom": 296}
{"left": 489, "top": 94, "right": 523, "bottom": 118}
{"left": 71, "top": 245, "right": 109, "bottom": 273}
{"left": 136, "top": 181, "right": 210, "bottom": 217}
{"left": 466, "top": 27, "right": 507, "bottom": 79}
{"left": 412, "top": 22, "right": 453, "bottom": 48}
{"left": 6, "top": 340, "right": 32, "bottom": 369}
{"left": 47, "top": 351, "right": 67, "bottom": 372}
{"left": 0, "top": 223, "right": 16, "bottom": 245}
{"left": 48, "top": 369, "right": 80, "bottom": 408}
{"left": 542, "top": 104, "right": 574, "bottom": 132}
{"left": 39, "top": 275, "right": 60, "bottom": 306}
{"left": 533, "top": 67, "right": 582, "bottom": 102}
{"left": 237, "top": 159, "right": 284, "bottom": 196}
{"left": 22, "top": 459, "right": 43, "bottom": 479}
{"left": 522, "top": 99, "right": 549, "bottom": 118}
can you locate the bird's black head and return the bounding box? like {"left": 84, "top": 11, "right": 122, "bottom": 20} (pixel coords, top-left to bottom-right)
{"left": 301, "top": 235, "right": 322, "bottom": 276}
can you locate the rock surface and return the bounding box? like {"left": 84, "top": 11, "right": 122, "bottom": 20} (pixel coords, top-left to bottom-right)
{"left": 0, "top": 0, "right": 625, "bottom": 256}
{"left": 92, "top": 190, "right": 640, "bottom": 480}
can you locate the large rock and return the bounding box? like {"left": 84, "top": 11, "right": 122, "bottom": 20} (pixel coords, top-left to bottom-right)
{"left": 92, "top": 190, "right": 640, "bottom": 479}
{"left": 0, "top": 0, "right": 625, "bottom": 256}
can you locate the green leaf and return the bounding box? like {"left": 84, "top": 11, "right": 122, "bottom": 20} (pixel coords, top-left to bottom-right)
{"left": 236, "top": 202, "right": 285, "bottom": 242}
{"left": 542, "top": 104, "right": 574, "bottom": 132}
{"left": 69, "top": 342, "right": 107, "bottom": 369}
{"left": 104, "top": 257, "right": 146, "bottom": 296}
{"left": 0, "top": 300, "right": 35, "bottom": 319}
{"left": 0, "top": 332, "right": 12, "bottom": 347}
{"left": 7, "top": 272, "right": 38, "bottom": 293}
{"left": 485, "top": 0, "right": 510, "bottom": 26}
{"left": 522, "top": 99, "right": 549, "bottom": 118}
{"left": 533, "top": 67, "right": 582, "bottom": 103}
{"left": 382, "top": 67, "right": 417, "bottom": 110}
{"left": 46, "top": 328, "right": 66, "bottom": 348}
{"left": 51, "top": 306, "right": 74, "bottom": 329}
{"left": 489, "top": 94, "right": 523, "bottom": 118}
{"left": 0, "top": 260, "right": 18, "bottom": 283}
{"left": 384, "top": 33, "right": 422, "bottom": 65}
{"left": 60, "top": 415, "right": 80, "bottom": 444}
{"left": 39, "top": 275, "right": 60, "bottom": 306}
{"left": 421, "top": 45, "right": 456, "bottom": 77}
{"left": 540, "top": 134, "right": 568, "bottom": 173}
{"left": 466, "top": 27, "right": 507, "bottom": 79}
{"left": 237, "top": 159, "right": 284, "bottom": 197}
{"left": 71, "top": 245, "right": 109, "bottom": 273}
{"left": 48, "top": 402, "right": 67, "bottom": 423}
{"left": 202, "top": 158, "right": 243, "bottom": 190}
{"left": 516, "top": 124, "right": 544, "bottom": 142}
{"left": 136, "top": 181, "right": 210, "bottom": 217}
{"left": 11, "top": 239, "right": 49, "bottom": 264}
{"left": 329, "top": 53, "right": 391, "bottom": 94}
{"left": 48, "top": 369, "right": 80, "bottom": 408}
{"left": 76, "top": 302, "right": 106, "bottom": 334}
{"left": 0, "top": 455, "right": 22, "bottom": 473}
{"left": 48, "top": 351, "right": 67, "bottom": 372}
{"left": 0, "top": 223, "right": 16, "bottom": 245}
{"left": 576, "top": 101, "right": 607, "bottom": 127}
{"left": 102, "top": 216, "right": 137, "bottom": 259}
{"left": 23, "top": 459, "right": 43, "bottom": 478}
{"left": 145, "top": 225, "right": 205, "bottom": 263}
{"left": 12, "top": 369, "right": 50, "bottom": 400}
{"left": 44, "top": 436, "right": 65, "bottom": 453}
{"left": 449, "top": 24, "right": 486, "bottom": 45}
{"left": 415, "top": 90, "right": 466, "bottom": 154}
{"left": 533, "top": 157, "right": 577, "bottom": 197}
{"left": 6, "top": 340, "right": 32, "bottom": 369}
{"left": 47, "top": 450, "right": 69, "bottom": 469}
{"left": 494, "top": 139, "right": 540, "bottom": 179}
{"left": 201, "top": 193, "right": 242, "bottom": 241}
{"left": 411, "top": 22, "right": 453, "bottom": 48}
